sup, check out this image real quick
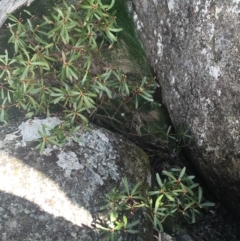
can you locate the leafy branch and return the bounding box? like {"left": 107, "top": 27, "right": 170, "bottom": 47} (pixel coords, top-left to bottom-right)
{"left": 97, "top": 167, "right": 215, "bottom": 240}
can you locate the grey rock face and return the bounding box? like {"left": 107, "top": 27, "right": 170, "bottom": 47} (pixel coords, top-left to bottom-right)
{"left": 0, "top": 0, "right": 35, "bottom": 27}
{"left": 161, "top": 232, "right": 177, "bottom": 241}
{"left": 131, "top": 0, "right": 240, "bottom": 215}
{"left": 0, "top": 117, "right": 151, "bottom": 240}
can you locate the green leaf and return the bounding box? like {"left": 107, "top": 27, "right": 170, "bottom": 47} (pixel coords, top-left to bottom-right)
{"left": 61, "top": 26, "right": 70, "bottom": 44}
{"left": 104, "top": 86, "right": 112, "bottom": 98}
{"left": 200, "top": 202, "right": 215, "bottom": 208}
{"left": 189, "top": 183, "right": 199, "bottom": 190}
{"left": 39, "top": 141, "right": 46, "bottom": 155}
{"left": 164, "top": 193, "right": 175, "bottom": 202}
{"left": 25, "top": 112, "right": 34, "bottom": 118}
{"left": 135, "top": 96, "right": 139, "bottom": 109}
{"left": 107, "top": 0, "right": 115, "bottom": 10}
{"left": 167, "top": 125, "right": 172, "bottom": 135}
{"left": 126, "top": 229, "right": 139, "bottom": 234}
{"left": 191, "top": 210, "right": 196, "bottom": 223}
{"left": 123, "top": 215, "right": 127, "bottom": 227}
{"left": 105, "top": 30, "right": 117, "bottom": 42}
{"left": 0, "top": 108, "right": 5, "bottom": 122}
{"left": 198, "top": 187, "right": 203, "bottom": 203}
{"left": 68, "top": 67, "right": 78, "bottom": 80}
{"left": 126, "top": 219, "right": 139, "bottom": 229}
{"left": 81, "top": 72, "right": 88, "bottom": 84}
{"left": 148, "top": 190, "right": 161, "bottom": 196}
{"left": 7, "top": 91, "right": 12, "bottom": 103}
{"left": 107, "top": 28, "right": 123, "bottom": 33}
{"left": 1, "top": 88, "right": 5, "bottom": 99}
{"left": 183, "top": 175, "right": 195, "bottom": 181}
{"left": 153, "top": 216, "right": 163, "bottom": 232}
{"left": 131, "top": 182, "right": 141, "bottom": 195}
{"left": 162, "top": 170, "right": 176, "bottom": 181}
{"left": 154, "top": 194, "right": 163, "bottom": 213}
{"left": 7, "top": 13, "right": 19, "bottom": 23}
{"left": 77, "top": 113, "right": 88, "bottom": 124}
{"left": 179, "top": 167, "right": 186, "bottom": 180}
{"left": 183, "top": 201, "right": 196, "bottom": 211}
{"left": 82, "top": 96, "right": 95, "bottom": 109}
{"left": 156, "top": 173, "right": 163, "bottom": 188}
{"left": 110, "top": 210, "right": 118, "bottom": 223}
{"left": 139, "top": 92, "right": 153, "bottom": 102}
{"left": 123, "top": 177, "right": 129, "bottom": 195}
{"left": 95, "top": 224, "right": 110, "bottom": 231}
{"left": 180, "top": 183, "right": 194, "bottom": 196}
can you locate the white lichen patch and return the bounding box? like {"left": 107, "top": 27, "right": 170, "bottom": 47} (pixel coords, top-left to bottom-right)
{"left": 201, "top": 0, "right": 211, "bottom": 16}
{"left": 133, "top": 12, "right": 144, "bottom": 31}
{"left": 18, "top": 117, "right": 62, "bottom": 142}
{"left": 226, "top": 116, "right": 239, "bottom": 124}
{"left": 142, "top": 0, "right": 148, "bottom": 12}
{"left": 77, "top": 128, "right": 119, "bottom": 182}
{"left": 215, "top": 6, "right": 223, "bottom": 19}
{"left": 96, "top": 130, "right": 109, "bottom": 143}
{"left": 3, "top": 130, "right": 19, "bottom": 142}
{"left": 126, "top": 1, "right": 133, "bottom": 12}
{"left": 168, "top": 0, "right": 175, "bottom": 11}
{"left": 0, "top": 151, "right": 93, "bottom": 228}
{"left": 57, "top": 151, "right": 84, "bottom": 178}
{"left": 157, "top": 33, "right": 163, "bottom": 57}
{"left": 217, "top": 90, "right": 221, "bottom": 96}
{"left": 206, "top": 145, "right": 220, "bottom": 158}
{"left": 228, "top": 0, "right": 240, "bottom": 13}
{"left": 195, "top": 0, "right": 201, "bottom": 12}
{"left": 209, "top": 66, "right": 220, "bottom": 80}
{"left": 170, "top": 75, "right": 175, "bottom": 85}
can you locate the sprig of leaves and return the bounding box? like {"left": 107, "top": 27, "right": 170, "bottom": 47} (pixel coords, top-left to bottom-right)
{"left": 98, "top": 167, "right": 215, "bottom": 239}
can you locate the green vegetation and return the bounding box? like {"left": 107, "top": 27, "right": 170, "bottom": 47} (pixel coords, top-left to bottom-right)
{"left": 97, "top": 167, "right": 215, "bottom": 240}
{"left": 0, "top": 0, "right": 156, "bottom": 153}
{"left": 0, "top": 0, "right": 184, "bottom": 153}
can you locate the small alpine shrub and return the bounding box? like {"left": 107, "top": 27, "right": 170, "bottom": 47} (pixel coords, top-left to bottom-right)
{"left": 97, "top": 167, "right": 215, "bottom": 240}
{"left": 0, "top": 0, "right": 155, "bottom": 152}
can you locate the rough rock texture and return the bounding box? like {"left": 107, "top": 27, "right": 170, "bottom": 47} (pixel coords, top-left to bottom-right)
{"left": 0, "top": 0, "right": 35, "bottom": 27}
{"left": 0, "top": 117, "right": 151, "bottom": 240}
{"left": 131, "top": 0, "right": 240, "bottom": 215}
{"left": 161, "top": 232, "right": 177, "bottom": 241}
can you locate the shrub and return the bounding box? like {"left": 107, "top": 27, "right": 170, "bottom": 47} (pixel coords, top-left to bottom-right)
{"left": 0, "top": 0, "right": 155, "bottom": 152}
{"left": 97, "top": 167, "right": 215, "bottom": 240}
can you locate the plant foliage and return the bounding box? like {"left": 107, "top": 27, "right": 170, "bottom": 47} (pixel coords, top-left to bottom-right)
{"left": 97, "top": 167, "right": 215, "bottom": 240}
{"left": 0, "top": 0, "right": 156, "bottom": 152}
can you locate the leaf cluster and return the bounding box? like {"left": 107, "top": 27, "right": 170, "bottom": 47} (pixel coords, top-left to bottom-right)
{"left": 96, "top": 178, "right": 144, "bottom": 241}
{"left": 164, "top": 125, "right": 192, "bottom": 155}
{"left": 97, "top": 167, "right": 215, "bottom": 240}
{"left": 148, "top": 167, "right": 214, "bottom": 231}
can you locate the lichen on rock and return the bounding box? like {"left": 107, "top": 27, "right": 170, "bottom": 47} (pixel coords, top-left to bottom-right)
{"left": 0, "top": 117, "right": 151, "bottom": 240}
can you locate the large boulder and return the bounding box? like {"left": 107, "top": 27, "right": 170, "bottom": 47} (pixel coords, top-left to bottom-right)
{"left": 0, "top": 117, "right": 151, "bottom": 240}
{"left": 0, "top": 0, "right": 35, "bottom": 27}
{"left": 131, "top": 0, "right": 240, "bottom": 215}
